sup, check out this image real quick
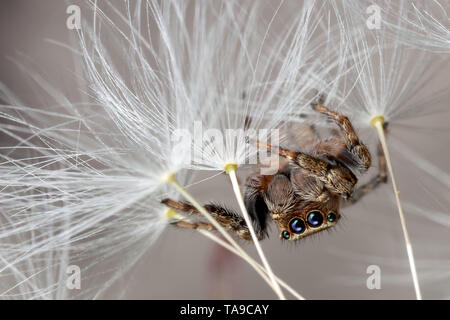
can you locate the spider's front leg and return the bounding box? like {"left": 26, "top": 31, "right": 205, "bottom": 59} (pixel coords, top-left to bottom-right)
{"left": 161, "top": 199, "right": 256, "bottom": 241}
{"left": 311, "top": 97, "right": 371, "bottom": 172}
{"left": 345, "top": 125, "right": 389, "bottom": 206}
{"left": 258, "top": 142, "right": 357, "bottom": 198}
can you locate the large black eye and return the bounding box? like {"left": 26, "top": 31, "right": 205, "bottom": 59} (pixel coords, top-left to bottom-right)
{"left": 307, "top": 211, "right": 323, "bottom": 228}
{"left": 327, "top": 212, "right": 337, "bottom": 222}
{"left": 289, "top": 218, "right": 305, "bottom": 234}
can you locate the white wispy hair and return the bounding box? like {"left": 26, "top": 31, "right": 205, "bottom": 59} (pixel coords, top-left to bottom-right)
{"left": 0, "top": 89, "right": 190, "bottom": 298}
{"left": 328, "top": 0, "right": 447, "bottom": 127}
{"left": 384, "top": 0, "right": 450, "bottom": 53}
{"left": 0, "top": 0, "right": 332, "bottom": 299}
{"left": 88, "top": 0, "right": 335, "bottom": 170}
{"left": 318, "top": 0, "right": 450, "bottom": 298}
{"left": 0, "top": 0, "right": 208, "bottom": 298}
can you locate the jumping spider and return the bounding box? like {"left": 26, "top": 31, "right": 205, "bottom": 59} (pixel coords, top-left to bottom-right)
{"left": 162, "top": 99, "right": 388, "bottom": 242}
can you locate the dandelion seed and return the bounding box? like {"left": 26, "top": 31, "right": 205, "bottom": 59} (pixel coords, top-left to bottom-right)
{"left": 326, "top": 0, "right": 450, "bottom": 299}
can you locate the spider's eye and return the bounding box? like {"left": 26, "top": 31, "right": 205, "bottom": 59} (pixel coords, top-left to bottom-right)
{"left": 327, "top": 212, "right": 337, "bottom": 222}
{"left": 282, "top": 230, "right": 291, "bottom": 239}
{"left": 289, "top": 218, "right": 305, "bottom": 234}
{"left": 307, "top": 211, "right": 323, "bottom": 228}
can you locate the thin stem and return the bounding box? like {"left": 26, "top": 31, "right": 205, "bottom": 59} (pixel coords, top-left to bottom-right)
{"left": 373, "top": 119, "right": 422, "bottom": 300}
{"left": 166, "top": 174, "right": 285, "bottom": 299}
{"left": 198, "top": 229, "right": 305, "bottom": 300}
{"left": 226, "top": 165, "right": 286, "bottom": 300}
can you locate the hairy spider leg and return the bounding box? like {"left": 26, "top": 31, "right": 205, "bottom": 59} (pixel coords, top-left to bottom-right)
{"left": 345, "top": 125, "right": 388, "bottom": 205}
{"left": 161, "top": 199, "right": 255, "bottom": 241}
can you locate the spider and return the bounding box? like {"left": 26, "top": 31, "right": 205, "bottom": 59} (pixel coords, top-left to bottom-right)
{"left": 162, "top": 97, "right": 388, "bottom": 241}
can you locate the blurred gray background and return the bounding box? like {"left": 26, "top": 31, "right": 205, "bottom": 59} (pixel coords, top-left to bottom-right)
{"left": 1, "top": 0, "right": 449, "bottom": 299}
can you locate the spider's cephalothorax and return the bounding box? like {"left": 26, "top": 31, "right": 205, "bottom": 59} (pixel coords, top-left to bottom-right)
{"left": 162, "top": 100, "right": 388, "bottom": 242}
{"left": 245, "top": 168, "right": 342, "bottom": 241}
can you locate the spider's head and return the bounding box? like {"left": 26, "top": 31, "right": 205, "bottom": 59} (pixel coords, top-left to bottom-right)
{"left": 263, "top": 173, "right": 341, "bottom": 241}
{"left": 271, "top": 201, "right": 341, "bottom": 241}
